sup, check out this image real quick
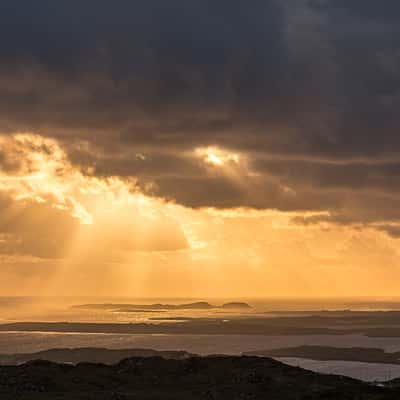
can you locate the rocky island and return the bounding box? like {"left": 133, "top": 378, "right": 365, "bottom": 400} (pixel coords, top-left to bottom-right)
{"left": 72, "top": 301, "right": 252, "bottom": 312}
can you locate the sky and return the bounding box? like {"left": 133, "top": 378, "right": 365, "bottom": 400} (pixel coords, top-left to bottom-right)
{"left": 1, "top": 1, "right": 400, "bottom": 297}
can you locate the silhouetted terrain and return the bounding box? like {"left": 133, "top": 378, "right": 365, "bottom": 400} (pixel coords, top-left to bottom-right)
{"left": 246, "top": 346, "right": 400, "bottom": 365}
{"left": 72, "top": 301, "right": 251, "bottom": 311}
{"left": 0, "top": 320, "right": 348, "bottom": 335}
{"left": 0, "top": 355, "right": 398, "bottom": 399}
{"left": 0, "top": 348, "right": 194, "bottom": 366}
{"left": 5, "top": 310, "right": 400, "bottom": 337}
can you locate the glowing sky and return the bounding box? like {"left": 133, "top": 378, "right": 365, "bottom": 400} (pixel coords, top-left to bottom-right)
{"left": 0, "top": 133, "right": 399, "bottom": 297}
{"left": 1, "top": 1, "right": 400, "bottom": 296}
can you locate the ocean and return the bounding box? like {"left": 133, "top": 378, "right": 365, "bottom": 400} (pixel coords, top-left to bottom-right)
{"left": 3, "top": 296, "right": 400, "bottom": 381}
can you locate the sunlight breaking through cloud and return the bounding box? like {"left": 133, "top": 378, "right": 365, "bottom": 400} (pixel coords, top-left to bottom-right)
{"left": 195, "top": 147, "right": 240, "bottom": 167}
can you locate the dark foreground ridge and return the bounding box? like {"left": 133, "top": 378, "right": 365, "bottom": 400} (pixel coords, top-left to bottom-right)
{"left": 0, "top": 355, "right": 399, "bottom": 399}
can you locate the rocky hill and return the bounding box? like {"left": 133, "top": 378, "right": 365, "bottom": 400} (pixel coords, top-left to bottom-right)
{"left": 0, "top": 355, "right": 398, "bottom": 399}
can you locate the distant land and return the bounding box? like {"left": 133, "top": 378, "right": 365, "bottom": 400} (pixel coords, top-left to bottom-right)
{"left": 0, "top": 348, "right": 195, "bottom": 366}
{"left": 0, "top": 355, "right": 397, "bottom": 399}
{"left": 246, "top": 346, "right": 400, "bottom": 365}
{"left": 72, "top": 301, "right": 252, "bottom": 311}
{"left": 10, "top": 345, "right": 400, "bottom": 368}
{"left": 5, "top": 310, "right": 400, "bottom": 336}
{"left": 0, "top": 321, "right": 350, "bottom": 335}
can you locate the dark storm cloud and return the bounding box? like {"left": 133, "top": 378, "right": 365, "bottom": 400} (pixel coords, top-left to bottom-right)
{"left": 0, "top": 0, "right": 287, "bottom": 137}
{"left": 1, "top": 0, "right": 400, "bottom": 223}
{"left": 253, "top": 159, "right": 400, "bottom": 194}
{"left": 313, "top": 0, "right": 400, "bottom": 21}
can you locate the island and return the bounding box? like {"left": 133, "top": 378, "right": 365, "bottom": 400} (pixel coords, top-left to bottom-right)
{"left": 72, "top": 301, "right": 252, "bottom": 312}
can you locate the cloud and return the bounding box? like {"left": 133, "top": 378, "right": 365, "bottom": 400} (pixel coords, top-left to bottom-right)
{"left": 1, "top": 139, "right": 400, "bottom": 296}
{"left": 0, "top": 1, "right": 399, "bottom": 224}
{"left": 0, "top": 134, "right": 188, "bottom": 258}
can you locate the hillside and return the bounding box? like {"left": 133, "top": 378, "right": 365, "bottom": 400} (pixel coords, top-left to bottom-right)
{"left": 0, "top": 355, "right": 397, "bottom": 399}
{"left": 0, "top": 348, "right": 194, "bottom": 366}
